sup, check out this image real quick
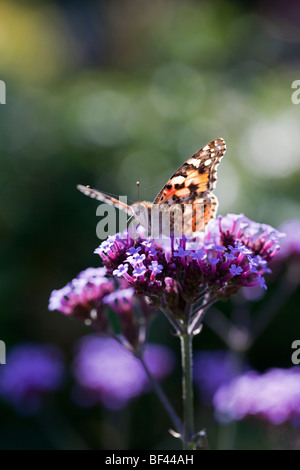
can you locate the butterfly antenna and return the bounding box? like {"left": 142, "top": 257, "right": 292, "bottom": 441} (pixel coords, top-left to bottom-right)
{"left": 136, "top": 181, "right": 140, "bottom": 202}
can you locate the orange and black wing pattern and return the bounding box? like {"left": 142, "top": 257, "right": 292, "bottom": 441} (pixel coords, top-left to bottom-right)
{"left": 153, "top": 138, "right": 226, "bottom": 233}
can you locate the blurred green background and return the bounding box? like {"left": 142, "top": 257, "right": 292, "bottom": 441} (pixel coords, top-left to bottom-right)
{"left": 0, "top": 0, "right": 300, "bottom": 449}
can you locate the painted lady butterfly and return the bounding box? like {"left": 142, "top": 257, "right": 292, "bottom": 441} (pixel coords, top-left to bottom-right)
{"left": 77, "top": 138, "right": 226, "bottom": 237}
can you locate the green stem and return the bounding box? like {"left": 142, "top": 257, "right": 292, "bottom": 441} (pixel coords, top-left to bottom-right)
{"left": 160, "top": 306, "right": 185, "bottom": 334}
{"left": 188, "top": 296, "right": 217, "bottom": 335}
{"left": 180, "top": 332, "right": 194, "bottom": 449}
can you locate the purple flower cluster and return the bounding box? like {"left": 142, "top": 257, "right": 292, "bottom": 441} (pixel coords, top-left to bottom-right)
{"left": 94, "top": 214, "right": 283, "bottom": 317}
{"left": 49, "top": 267, "right": 114, "bottom": 323}
{"left": 49, "top": 267, "right": 153, "bottom": 348}
{"left": 0, "top": 344, "right": 64, "bottom": 413}
{"left": 214, "top": 367, "right": 300, "bottom": 425}
{"left": 72, "top": 335, "right": 175, "bottom": 410}
{"left": 213, "top": 214, "right": 283, "bottom": 261}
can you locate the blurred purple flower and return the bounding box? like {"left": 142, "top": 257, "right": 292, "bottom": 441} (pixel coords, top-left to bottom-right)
{"left": 72, "top": 335, "right": 175, "bottom": 410}
{"left": 214, "top": 367, "right": 300, "bottom": 425}
{"left": 241, "top": 285, "right": 266, "bottom": 302}
{"left": 0, "top": 343, "right": 64, "bottom": 414}
{"left": 277, "top": 220, "right": 300, "bottom": 260}
{"left": 194, "top": 350, "right": 244, "bottom": 405}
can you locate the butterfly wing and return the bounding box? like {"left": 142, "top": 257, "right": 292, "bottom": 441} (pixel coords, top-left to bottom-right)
{"left": 77, "top": 185, "right": 133, "bottom": 215}
{"left": 154, "top": 138, "right": 226, "bottom": 205}
{"left": 153, "top": 138, "right": 226, "bottom": 234}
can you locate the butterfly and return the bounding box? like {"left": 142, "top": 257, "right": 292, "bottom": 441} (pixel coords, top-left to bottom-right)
{"left": 77, "top": 138, "right": 226, "bottom": 237}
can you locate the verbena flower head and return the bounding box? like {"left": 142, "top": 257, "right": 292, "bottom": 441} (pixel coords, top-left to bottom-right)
{"left": 49, "top": 267, "right": 114, "bottom": 325}
{"left": 49, "top": 267, "right": 153, "bottom": 349}
{"left": 94, "top": 214, "right": 283, "bottom": 321}
{"left": 72, "top": 335, "right": 175, "bottom": 410}
{"left": 0, "top": 343, "right": 64, "bottom": 414}
{"left": 213, "top": 214, "right": 284, "bottom": 261}
{"left": 214, "top": 367, "right": 300, "bottom": 425}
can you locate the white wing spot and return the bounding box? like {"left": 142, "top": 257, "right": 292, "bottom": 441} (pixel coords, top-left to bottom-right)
{"left": 172, "top": 175, "right": 185, "bottom": 184}
{"left": 204, "top": 158, "right": 212, "bottom": 166}
{"left": 187, "top": 158, "right": 200, "bottom": 167}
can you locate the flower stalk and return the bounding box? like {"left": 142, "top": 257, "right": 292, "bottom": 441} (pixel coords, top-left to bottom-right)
{"left": 180, "top": 331, "right": 195, "bottom": 449}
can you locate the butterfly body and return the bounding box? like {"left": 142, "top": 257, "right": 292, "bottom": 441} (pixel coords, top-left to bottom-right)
{"left": 78, "top": 138, "right": 226, "bottom": 237}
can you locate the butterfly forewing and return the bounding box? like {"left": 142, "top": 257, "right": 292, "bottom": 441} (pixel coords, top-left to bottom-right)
{"left": 151, "top": 138, "right": 226, "bottom": 235}
{"left": 77, "top": 184, "right": 133, "bottom": 215}
{"left": 153, "top": 138, "right": 226, "bottom": 206}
